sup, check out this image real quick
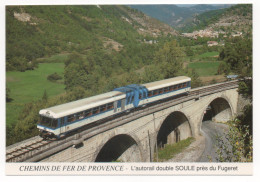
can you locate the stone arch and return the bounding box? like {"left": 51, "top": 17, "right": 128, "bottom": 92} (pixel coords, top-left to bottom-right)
{"left": 156, "top": 111, "right": 192, "bottom": 149}
{"left": 93, "top": 133, "right": 143, "bottom": 162}
{"left": 200, "top": 96, "right": 234, "bottom": 125}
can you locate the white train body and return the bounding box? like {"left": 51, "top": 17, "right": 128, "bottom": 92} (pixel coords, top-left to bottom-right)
{"left": 37, "top": 76, "right": 191, "bottom": 138}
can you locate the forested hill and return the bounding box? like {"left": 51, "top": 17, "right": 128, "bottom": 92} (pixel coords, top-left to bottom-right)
{"left": 180, "top": 4, "right": 252, "bottom": 33}
{"left": 129, "top": 4, "right": 232, "bottom": 29}
{"left": 6, "top": 5, "right": 177, "bottom": 71}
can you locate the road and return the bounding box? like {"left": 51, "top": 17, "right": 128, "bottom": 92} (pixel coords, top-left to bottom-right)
{"left": 198, "top": 120, "right": 229, "bottom": 162}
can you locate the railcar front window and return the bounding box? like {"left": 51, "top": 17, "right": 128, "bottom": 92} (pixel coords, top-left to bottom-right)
{"left": 39, "top": 116, "right": 51, "bottom": 128}
{"left": 39, "top": 116, "right": 58, "bottom": 129}
{"left": 52, "top": 119, "right": 58, "bottom": 128}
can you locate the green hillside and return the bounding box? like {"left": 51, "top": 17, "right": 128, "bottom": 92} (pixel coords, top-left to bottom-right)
{"left": 6, "top": 5, "right": 177, "bottom": 72}
{"left": 180, "top": 4, "right": 252, "bottom": 32}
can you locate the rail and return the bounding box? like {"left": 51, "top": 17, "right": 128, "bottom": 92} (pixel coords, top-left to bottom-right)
{"left": 6, "top": 80, "right": 239, "bottom": 162}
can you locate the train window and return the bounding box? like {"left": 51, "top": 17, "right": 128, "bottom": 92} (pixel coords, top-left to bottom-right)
{"left": 68, "top": 115, "right": 75, "bottom": 122}
{"left": 139, "top": 94, "right": 142, "bottom": 99}
{"left": 164, "top": 87, "right": 169, "bottom": 92}
{"left": 100, "top": 105, "right": 107, "bottom": 112}
{"left": 154, "top": 90, "right": 159, "bottom": 95}
{"left": 107, "top": 103, "right": 113, "bottom": 109}
{"left": 75, "top": 113, "right": 79, "bottom": 120}
{"left": 183, "top": 82, "right": 187, "bottom": 87}
{"left": 169, "top": 86, "right": 174, "bottom": 91}
{"left": 52, "top": 119, "right": 58, "bottom": 128}
{"left": 39, "top": 116, "right": 52, "bottom": 128}
{"left": 174, "top": 85, "right": 178, "bottom": 90}
{"left": 148, "top": 91, "right": 153, "bottom": 97}
{"left": 93, "top": 107, "right": 100, "bottom": 115}
{"left": 130, "top": 96, "right": 134, "bottom": 103}
{"left": 159, "top": 89, "right": 163, "bottom": 94}
{"left": 179, "top": 84, "right": 183, "bottom": 89}
{"left": 76, "top": 112, "right": 84, "bottom": 120}
{"left": 85, "top": 110, "right": 92, "bottom": 117}
{"left": 127, "top": 97, "right": 130, "bottom": 104}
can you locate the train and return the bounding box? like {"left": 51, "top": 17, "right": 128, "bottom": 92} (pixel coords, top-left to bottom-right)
{"left": 37, "top": 76, "right": 191, "bottom": 139}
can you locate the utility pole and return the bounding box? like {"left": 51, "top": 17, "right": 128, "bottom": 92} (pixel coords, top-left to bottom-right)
{"left": 148, "top": 130, "right": 152, "bottom": 162}
{"left": 153, "top": 113, "right": 158, "bottom": 162}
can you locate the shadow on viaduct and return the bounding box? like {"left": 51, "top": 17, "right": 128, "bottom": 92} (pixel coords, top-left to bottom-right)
{"left": 40, "top": 88, "right": 238, "bottom": 162}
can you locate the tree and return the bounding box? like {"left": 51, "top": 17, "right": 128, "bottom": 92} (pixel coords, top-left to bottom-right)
{"left": 217, "top": 62, "right": 231, "bottom": 75}
{"left": 186, "top": 68, "right": 202, "bottom": 88}
{"left": 215, "top": 119, "right": 252, "bottom": 162}
{"left": 154, "top": 40, "right": 185, "bottom": 79}
{"left": 218, "top": 37, "right": 252, "bottom": 76}
{"left": 215, "top": 33, "right": 253, "bottom": 162}
{"left": 6, "top": 87, "right": 12, "bottom": 102}
{"left": 42, "top": 90, "right": 48, "bottom": 102}
{"left": 47, "top": 72, "right": 62, "bottom": 82}
{"left": 185, "top": 46, "right": 194, "bottom": 57}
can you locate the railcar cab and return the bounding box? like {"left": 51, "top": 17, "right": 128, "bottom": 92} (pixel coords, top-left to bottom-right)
{"left": 37, "top": 115, "right": 59, "bottom": 139}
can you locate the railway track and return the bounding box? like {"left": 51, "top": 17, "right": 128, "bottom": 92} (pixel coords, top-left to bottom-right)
{"left": 6, "top": 137, "right": 53, "bottom": 162}
{"left": 6, "top": 80, "right": 239, "bottom": 162}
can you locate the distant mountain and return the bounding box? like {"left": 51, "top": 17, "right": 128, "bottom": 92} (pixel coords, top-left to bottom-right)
{"left": 181, "top": 4, "right": 252, "bottom": 33}
{"left": 129, "top": 4, "right": 232, "bottom": 29}
{"left": 175, "top": 4, "right": 196, "bottom": 7}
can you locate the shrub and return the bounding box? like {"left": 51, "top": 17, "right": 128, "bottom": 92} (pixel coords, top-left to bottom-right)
{"left": 215, "top": 119, "right": 252, "bottom": 162}
{"left": 47, "top": 72, "right": 62, "bottom": 82}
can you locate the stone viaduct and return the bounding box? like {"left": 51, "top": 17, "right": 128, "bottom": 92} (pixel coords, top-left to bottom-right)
{"left": 33, "top": 81, "right": 239, "bottom": 163}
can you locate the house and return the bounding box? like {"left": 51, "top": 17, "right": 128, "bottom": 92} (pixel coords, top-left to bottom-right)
{"left": 207, "top": 41, "right": 218, "bottom": 47}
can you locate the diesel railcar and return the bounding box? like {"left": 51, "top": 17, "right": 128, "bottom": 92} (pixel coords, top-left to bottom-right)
{"left": 37, "top": 76, "right": 191, "bottom": 138}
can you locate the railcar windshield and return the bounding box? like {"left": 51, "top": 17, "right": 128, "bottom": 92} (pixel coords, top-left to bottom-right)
{"left": 39, "top": 116, "right": 58, "bottom": 129}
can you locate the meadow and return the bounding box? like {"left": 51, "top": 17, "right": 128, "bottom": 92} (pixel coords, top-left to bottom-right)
{"left": 6, "top": 63, "right": 65, "bottom": 126}
{"left": 198, "top": 51, "right": 219, "bottom": 58}
{"left": 188, "top": 61, "right": 222, "bottom": 76}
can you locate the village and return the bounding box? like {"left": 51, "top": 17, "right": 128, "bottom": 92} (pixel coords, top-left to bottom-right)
{"left": 181, "top": 28, "right": 243, "bottom": 46}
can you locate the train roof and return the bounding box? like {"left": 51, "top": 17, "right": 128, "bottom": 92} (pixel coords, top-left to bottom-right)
{"left": 39, "top": 76, "right": 191, "bottom": 118}
{"left": 39, "top": 91, "right": 125, "bottom": 118}
{"left": 142, "top": 76, "right": 191, "bottom": 90}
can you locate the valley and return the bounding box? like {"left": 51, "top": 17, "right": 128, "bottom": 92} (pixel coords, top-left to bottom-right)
{"left": 6, "top": 4, "right": 252, "bottom": 148}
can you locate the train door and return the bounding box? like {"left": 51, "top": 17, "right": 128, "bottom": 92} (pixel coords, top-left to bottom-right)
{"left": 121, "top": 99, "right": 126, "bottom": 111}
{"left": 114, "top": 101, "right": 117, "bottom": 112}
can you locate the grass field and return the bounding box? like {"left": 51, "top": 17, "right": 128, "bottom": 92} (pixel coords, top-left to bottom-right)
{"left": 198, "top": 51, "right": 219, "bottom": 58}
{"left": 188, "top": 61, "right": 222, "bottom": 76}
{"left": 6, "top": 63, "right": 65, "bottom": 126}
